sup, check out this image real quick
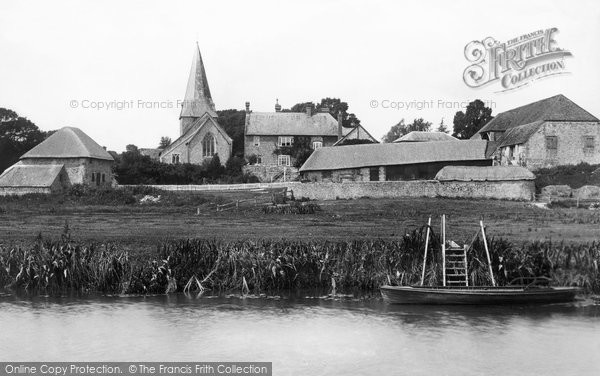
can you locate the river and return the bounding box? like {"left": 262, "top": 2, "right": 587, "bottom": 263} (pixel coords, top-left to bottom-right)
{"left": 0, "top": 292, "right": 599, "bottom": 375}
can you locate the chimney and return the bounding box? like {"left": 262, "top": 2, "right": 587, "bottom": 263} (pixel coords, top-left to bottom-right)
{"left": 337, "top": 113, "right": 343, "bottom": 140}
{"left": 245, "top": 101, "right": 250, "bottom": 113}
{"left": 306, "top": 104, "right": 312, "bottom": 117}
{"left": 275, "top": 99, "right": 281, "bottom": 112}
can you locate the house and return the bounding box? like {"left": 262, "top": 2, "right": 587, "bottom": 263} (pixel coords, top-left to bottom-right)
{"left": 243, "top": 100, "right": 367, "bottom": 182}
{"left": 0, "top": 127, "right": 114, "bottom": 195}
{"left": 300, "top": 140, "right": 493, "bottom": 182}
{"left": 472, "top": 94, "right": 600, "bottom": 169}
{"left": 159, "top": 44, "right": 232, "bottom": 165}
{"left": 394, "top": 131, "right": 458, "bottom": 143}
{"left": 332, "top": 124, "right": 379, "bottom": 146}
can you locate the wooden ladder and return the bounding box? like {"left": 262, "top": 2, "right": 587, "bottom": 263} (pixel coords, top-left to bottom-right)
{"left": 444, "top": 245, "right": 469, "bottom": 287}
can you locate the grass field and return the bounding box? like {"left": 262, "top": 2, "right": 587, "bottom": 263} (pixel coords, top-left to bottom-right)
{"left": 1, "top": 191, "right": 599, "bottom": 252}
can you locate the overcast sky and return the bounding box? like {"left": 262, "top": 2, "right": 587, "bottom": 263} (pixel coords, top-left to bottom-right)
{"left": 1, "top": 0, "right": 599, "bottom": 151}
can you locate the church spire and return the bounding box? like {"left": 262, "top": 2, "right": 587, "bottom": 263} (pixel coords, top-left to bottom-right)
{"left": 180, "top": 43, "right": 217, "bottom": 121}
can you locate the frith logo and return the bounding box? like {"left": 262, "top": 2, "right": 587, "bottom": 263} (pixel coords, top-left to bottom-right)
{"left": 463, "top": 28, "right": 572, "bottom": 92}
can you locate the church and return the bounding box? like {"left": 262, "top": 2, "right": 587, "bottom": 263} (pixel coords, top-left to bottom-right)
{"left": 160, "top": 45, "right": 232, "bottom": 165}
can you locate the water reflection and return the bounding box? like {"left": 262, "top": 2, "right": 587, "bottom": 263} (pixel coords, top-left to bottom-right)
{"left": 0, "top": 291, "right": 598, "bottom": 375}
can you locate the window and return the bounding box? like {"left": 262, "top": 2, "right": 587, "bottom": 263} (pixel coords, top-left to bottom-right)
{"left": 91, "top": 173, "right": 95, "bottom": 182}
{"left": 369, "top": 167, "right": 380, "bottom": 181}
{"left": 278, "top": 155, "right": 291, "bottom": 166}
{"left": 584, "top": 136, "right": 595, "bottom": 151}
{"left": 546, "top": 136, "right": 558, "bottom": 150}
{"left": 312, "top": 141, "right": 323, "bottom": 149}
{"left": 203, "top": 134, "right": 216, "bottom": 157}
{"left": 256, "top": 155, "right": 262, "bottom": 165}
{"left": 278, "top": 136, "right": 293, "bottom": 147}
{"left": 172, "top": 154, "right": 180, "bottom": 164}
{"left": 253, "top": 136, "right": 260, "bottom": 147}
{"left": 102, "top": 174, "right": 106, "bottom": 183}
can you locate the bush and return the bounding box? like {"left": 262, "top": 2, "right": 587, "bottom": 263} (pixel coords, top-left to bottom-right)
{"left": 535, "top": 163, "right": 600, "bottom": 192}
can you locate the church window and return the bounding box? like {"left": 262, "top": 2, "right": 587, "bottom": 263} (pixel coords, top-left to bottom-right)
{"left": 172, "top": 154, "right": 180, "bottom": 164}
{"left": 257, "top": 155, "right": 262, "bottom": 165}
{"left": 203, "top": 134, "right": 216, "bottom": 157}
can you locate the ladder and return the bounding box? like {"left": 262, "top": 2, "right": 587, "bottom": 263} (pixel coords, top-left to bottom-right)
{"left": 444, "top": 245, "right": 468, "bottom": 287}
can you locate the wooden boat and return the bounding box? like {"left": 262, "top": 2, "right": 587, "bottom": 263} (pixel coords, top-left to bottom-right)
{"left": 381, "top": 216, "right": 581, "bottom": 305}
{"left": 380, "top": 285, "right": 581, "bottom": 305}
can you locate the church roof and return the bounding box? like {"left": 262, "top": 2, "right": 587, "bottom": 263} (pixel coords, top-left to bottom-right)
{"left": 20, "top": 127, "right": 113, "bottom": 161}
{"left": 0, "top": 164, "right": 64, "bottom": 187}
{"left": 180, "top": 44, "right": 217, "bottom": 119}
{"left": 161, "top": 114, "right": 232, "bottom": 157}
{"left": 246, "top": 112, "right": 351, "bottom": 136}
{"left": 393, "top": 131, "right": 458, "bottom": 142}
{"left": 477, "top": 94, "right": 598, "bottom": 134}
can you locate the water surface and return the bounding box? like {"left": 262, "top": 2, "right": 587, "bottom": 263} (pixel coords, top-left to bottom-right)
{"left": 0, "top": 293, "right": 598, "bottom": 375}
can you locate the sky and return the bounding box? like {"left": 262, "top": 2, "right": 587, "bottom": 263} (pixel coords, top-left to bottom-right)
{"left": 1, "top": 0, "right": 599, "bottom": 152}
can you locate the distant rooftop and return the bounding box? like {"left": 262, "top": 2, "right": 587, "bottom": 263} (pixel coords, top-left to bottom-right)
{"left": 21, "top": 127, "right": 113, "bottom": 161}
{"left": 394, "top": 131, "right": 458, "bottom": 143}
{"left": 246, "top": 112, "right": 352, "bottom": 137}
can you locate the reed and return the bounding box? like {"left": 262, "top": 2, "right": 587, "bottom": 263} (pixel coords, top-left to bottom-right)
{"left": 0, "top": 233, "right": 598, "bottom": 295}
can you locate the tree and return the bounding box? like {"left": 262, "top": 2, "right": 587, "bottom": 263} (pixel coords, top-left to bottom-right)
{"left": 286, "top": 98, "right": 361, "bottom": 128}
{"left": 158, "top": 136, "right": 172, "bottom": 149}
{"left": 452, "top": 100, "right": 494, "bottom": 139}
{"left": 0, "top": 108, "right": 49, "bottom": 174}
{"left": 437, "top": 118, "right": 448, "bottom": 133}
{"left": 125, "top": 144, "right": 139, "bottom": 153}
{"left": 381, "top": 118, "right": 432, "bottom": 142}
{"left": 217, "top": 109, "right": 246, "bottom": 157}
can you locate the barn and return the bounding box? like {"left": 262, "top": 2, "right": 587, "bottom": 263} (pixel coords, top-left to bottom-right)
{"left": 0, "top": 127, "right": 114, "bottom": 195}
{"left": 300, "top": 140, "right": 493, "bottom": 182}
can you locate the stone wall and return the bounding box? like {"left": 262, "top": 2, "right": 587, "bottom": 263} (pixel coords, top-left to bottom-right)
{"left": 243, "top": 165, "right": 299, "bottom": 182}
{"left": 20, "top": 158, "right": 113, "bottom": 189}
{"left": 524, "top": 121, "right": 600, "bottom": 170}
{"left": 244, "top": 135, "right": 339, "bottom": 167}
{"left": 285, "top": 180, "right": 535, "bottom": 201}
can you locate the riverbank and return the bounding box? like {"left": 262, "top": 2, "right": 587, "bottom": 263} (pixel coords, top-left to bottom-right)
{"left": 2, "top": 192, "right": 600, "bottom": 249}
{"left": 1, "top": 234, "right": 598, "bottom": 295}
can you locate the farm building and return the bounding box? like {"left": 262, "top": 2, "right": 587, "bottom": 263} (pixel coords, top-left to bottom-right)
{"left": 0, "top": 127, "right": 114, "bottom": 195}
{"left": 472, "top": 94, "right": 600, "bottom": 170}
{"left": 332, "top": 124, "right": 379, "bottom": 146}
{"left": 394, "top": 131, "right": 458, "bottom": 142}
{"left": 243, "top": 100, "right": 377, "bottom": 182}
{"left": 159, "top": 44, "right": 232, "bottom": 166}
{"left": 299, "top": 140, "right": 493, "bottom": 182}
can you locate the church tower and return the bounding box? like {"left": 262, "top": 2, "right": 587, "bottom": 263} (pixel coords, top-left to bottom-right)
{"left": 180, "top": 44, "right": 217, "bottom": 135}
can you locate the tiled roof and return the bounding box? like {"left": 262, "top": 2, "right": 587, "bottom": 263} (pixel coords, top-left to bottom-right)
{"left": 435, "top": 166, "right": 535, "bottom": 181}
{"left": 245, "top": 112, "right": 351, "bottom": 137}
{"left": 332, "top": 125, "right": 379, "bottom": 146}
{"left": 394, "top": 131, "right": 458, "bottom": 142}
{"left": 0, "top": 164, "right": 64, "bottom": 187}
{"left": 21, "top": 127, "right": 113, "bottom": 161}
{"left": 300, "top": 140, "right": 490, "bottom": 172}
{"left": 497, "top": 121, "right": 544, "bottom": 147}
{"left": 477, "top": 94, "right": 599, "bottom": 134}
